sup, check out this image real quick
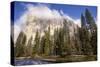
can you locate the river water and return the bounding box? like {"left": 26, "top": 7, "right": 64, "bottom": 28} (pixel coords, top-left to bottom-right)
{"left": 15, "top": 59, "right": 52, "bottom": 66}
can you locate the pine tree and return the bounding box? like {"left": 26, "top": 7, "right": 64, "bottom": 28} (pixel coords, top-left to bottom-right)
{"left": 53, "top": 28, "right": 62, "bottom": 56}
{"left": 39, "top": 35, "right": 46, "bottom": 55}
{"left": 90, "top": 28, "right": 97, "bottom": 54}
{"left": 53, "top": 28, "right": 58, "bottom": 56}
{"left": 85, "top": 9, "right": 97, "bottom": 55}
{"left": 27, "top": 36, "right": 33, "bottom": 57}
{"left": 33, "top": 30, "right": 40, "bottom": 55}
{"left": 44, "top": 26, "right": 51, "bottom": 56}
{"left": 62, "top": 20, "right": 71, "bottom": 55}
{"left": 80, "top": 27, "right": 93, "bottom": 55}
{"left": 15, "top": 31, "right": 27, "bottom": 57}
{"left": 85, "top": 9, "right": 95, "bottom": 25}
{"left": 81, "top": 14, "right": 86, "bottom": 27}
{"left": 80, "top": 9, "right": 97, "bottom": 55}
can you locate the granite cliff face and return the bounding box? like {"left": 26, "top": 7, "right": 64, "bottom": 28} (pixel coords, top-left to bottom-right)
{"left": 17, "top": 14, "right": 79, "bottom": 46}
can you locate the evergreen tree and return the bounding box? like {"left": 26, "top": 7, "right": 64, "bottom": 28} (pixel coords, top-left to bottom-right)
{"left": 85, "top": 9, "right": 97, "bottom": 55}
{"left": 90, "top": 28, "right": 97, "bottom": 54}
{"left": 81, "top": 14, "right": 86, "bottom": 27}
{"left": 53, "top": 28, "right": 62, "bottom": 56}
{"left": 75, "top": 27, "right": 83, "bottom": 55}
{"left": 15, "top": 31, "right": 27, "bottom": 57}
{"left": 80, "top": 27, "right": 93, "bottom": 55}
{"left": 33, "top": 30, "right": 40, "bottom": 55}
{"left": 44, "top": 26, "right": 51, "bottom": 56}
{"left": 62, "top": 20, "right": 71, "bottom": 55}
{"left": 80, "top": 9, "right": 97, "bottom": 55}
{"left": 27, "top": 36, "right": 33, "bottom": 57}
{"left": 85, "top": 9, "right": 95, "bottom": 25}
{"left": 53, "top": 28, "right": 58, "bottom": 56}
{"left": 39, "top": 35, "right": 46, "bottom": 55}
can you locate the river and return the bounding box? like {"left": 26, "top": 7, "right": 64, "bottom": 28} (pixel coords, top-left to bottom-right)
{"left": 15, "top": 59, "right": 52, "bottom": 66}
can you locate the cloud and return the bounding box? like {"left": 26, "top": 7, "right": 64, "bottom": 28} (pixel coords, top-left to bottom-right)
{"left": 13, "top": 11, "right": 28, "bottom": 43}
{"left": 13, "top": 4, "right": 81, "bottom": 43}
{"left": 26, "top": 4, "right": 62, "bottom": 19}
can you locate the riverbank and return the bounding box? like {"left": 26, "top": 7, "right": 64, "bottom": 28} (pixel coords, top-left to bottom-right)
{"left": 37, "top": 55, "right": 97, "bottom": 62}
{"left": 15, "top": 55, "right": 97, "bottom": 65}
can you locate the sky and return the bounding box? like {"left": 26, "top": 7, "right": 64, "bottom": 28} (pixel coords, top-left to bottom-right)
{"left": 11, "top": 1, "right": 97, "bottom": 43}
{"left": 11, "top": 1, "right": 97, "bottom": 23}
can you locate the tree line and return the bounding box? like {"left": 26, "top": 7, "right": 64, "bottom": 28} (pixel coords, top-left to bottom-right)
{"left": 14, "top": 9, "right": 97, "bottom": 58}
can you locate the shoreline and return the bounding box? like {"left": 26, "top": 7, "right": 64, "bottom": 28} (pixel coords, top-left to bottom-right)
{"left": 15, "top": 55, "right": 97, "bottom": 62}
